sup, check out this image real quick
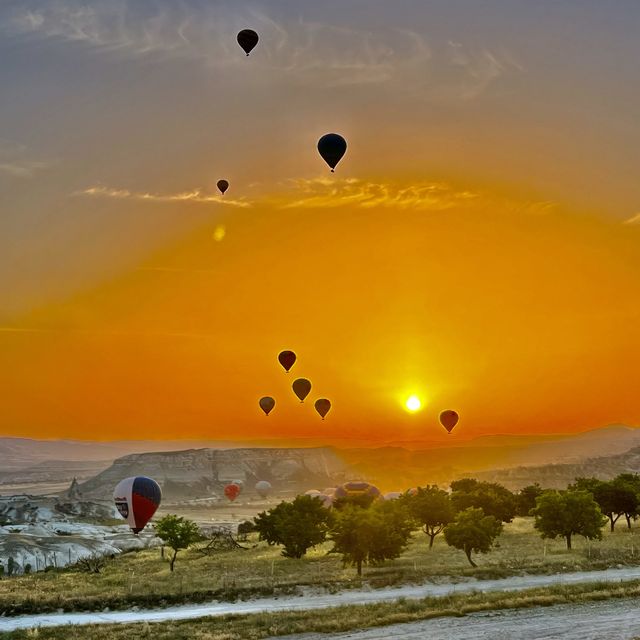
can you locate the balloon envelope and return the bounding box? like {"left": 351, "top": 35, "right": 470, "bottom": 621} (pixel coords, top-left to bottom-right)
{"left": 278, "top": 350, "right": 297, "bottom": 372}
{"left": 292, "top": 378, "right": 312, "bottom": 402}
{"left": 255, "top": 480, "right": 272, "bottom": 498}
{"left": 384, "top": 491, "right": 403, "bottom": 501}
{"left": 334, "top": 481, "right": 381, "bottom": 501}
{"left": 217, "top": 179, "right": 229, "bottom": 195}
{"left": 439, "top": 410, "right": 459, "bottom": 433}
{"left": 113, "top": 476, "right": 161, "bottom": 534}
{"left": 237, "top": 29, "right": 259, "bottom": 56}
{"left": 314, "top": 398, "right": 331, "bottom": 419}
{"left": 317, "top": 133, "right": 347, "bottom": 172}
{"left": 224, "top": 483, "right": 241, "bottom": 502}
{"left": 259, "top": 396, "right": 276, "bottom": 416}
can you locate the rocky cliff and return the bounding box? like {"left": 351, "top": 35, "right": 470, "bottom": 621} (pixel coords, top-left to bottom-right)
{"left": 77, "top": 447, "right": 354, "bottom": 500}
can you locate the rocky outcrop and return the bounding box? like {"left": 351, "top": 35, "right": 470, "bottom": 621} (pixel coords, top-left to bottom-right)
{"left": 472, "top": 446, "right": 640, "bottom": 490}
{"left": 77, "top": 447, "right": 354, "bottom": 500}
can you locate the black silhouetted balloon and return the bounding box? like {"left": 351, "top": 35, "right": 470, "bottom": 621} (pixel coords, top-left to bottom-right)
{"left": 237, "top": 29, "right": 259, "bottom": 56}
{"left": 317, "top": 133, "right": 347, "bottom": 172}
{"left": 292, "top": 378, "right": 312, "bottom": 403}
{"left": 314, "top": 398, "right": 331, "bottom": 420}
{"left": 259, "top": 396, "right": 275, "bottom": 416}
{"left": 439, "top": 410, "right": 459, "bottom": 434}
{"left": 278, "top": 350, "right": 296, "bottom": 372}
{"left": 217, "top": 180, "right": 229, "bottom": 195}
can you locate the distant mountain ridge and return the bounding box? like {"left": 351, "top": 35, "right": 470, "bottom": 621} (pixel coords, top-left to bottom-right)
{"left": 473, "top": 446, "right": 640, "bottom": 490}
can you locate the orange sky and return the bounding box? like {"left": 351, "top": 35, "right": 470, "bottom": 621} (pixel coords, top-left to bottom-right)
{"left": 2, "top": 177, "right": 639, "bottom": 443}
{"left": 2, "top": 2, "right": 640, "bottom": 444}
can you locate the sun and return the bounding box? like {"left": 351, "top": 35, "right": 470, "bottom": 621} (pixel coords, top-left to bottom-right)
{"left": 405, "top": 395, "right": 422, "bottom": 413}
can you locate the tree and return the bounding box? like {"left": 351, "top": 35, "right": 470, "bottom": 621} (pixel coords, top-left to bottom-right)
{"left": 571, "top": 478, "right": 638, "bottom": 532}
{"left": 450, "top": 479, "right": 516, "bottom": 523}
{"left": 443, "top": 507, "right": 502, "bottom": 567}
{"left": 330, "top": 501, "right": 415, "bottom": 576}
{"left": 155, "top": 514, "right": 201, "bottom": 572}
{"left": 515, "top": 484, "right": 543, "bottom": 517}
{"left": 402, "top": 485, "right": 454, "bottom": 548}
{"left": 254, "top": 495, "right": 333, "bottom": 559}
{"left": 531, "top": 490, "right": 606, "bottom": 549}
{"left": 615, "top": 474, "right": 640, "bottom": 528}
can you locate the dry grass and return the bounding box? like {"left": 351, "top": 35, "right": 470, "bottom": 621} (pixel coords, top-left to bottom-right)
{"left": 1, "top": 517, "right": 640, "bottom": 615}
{"left": 3, "top": 580, "right": 640, "bottom": 639}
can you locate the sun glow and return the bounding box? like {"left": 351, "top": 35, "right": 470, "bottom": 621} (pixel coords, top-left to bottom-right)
{"left": 405, "top": 395, "right": 422, "bottom": 413}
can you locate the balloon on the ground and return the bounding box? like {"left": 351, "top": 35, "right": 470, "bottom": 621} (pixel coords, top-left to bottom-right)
{"left": 237, "top": 29, "right": 259, "bottom": 56}
{"left": 217, "top": 180, "right": 229, "bottom": 195}
{"left": 384, "top": 491, "right": 403, "bottom": 501}
{"left": 224, "top": 483, "right": 242, "bottom": 502}
{"left": 113, "top": 476, "right": 162, "bottom": 534}
{"left": 314, "top": 398, "right": 331, "bottom": 420}
{"left": 334, "top": 481, "right": 381, "bottom": 501}
{"left": 278, "top": 350, "right": 297, "bottom": 372}
{"left": 292, "top": 378, "right": 312, "bottom": 402}
{"left": 304, "top": 489, "right": 322, "bottom": 498}
{"left": 259, "top": 396, "right": 276, "bottom": 416}
{"left": 317, "top": 133, "right": 347, "bottom": 172}
{"left": 439, "top": 410, "right": 459, "bottom": 433}
{"left": 255, "top": 480, "right": 272, "bottom": 498}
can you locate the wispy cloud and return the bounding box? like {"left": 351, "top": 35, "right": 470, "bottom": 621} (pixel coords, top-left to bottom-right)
{"left": 74, "top": 185, "right": 251, "bottom": 208}
{"left": 624, "top": 213, "right": 640, "bottom": 225}
{"left": 270, "top": 177, "right": 479, "bottom": 211}
{"left": 0, "top": 140, "right": 51, "bottom": 178}
{"left": 3, "top": 2, "right": 522, "bottom": 99}
{"left": 73, "top": 177, "right": 555, "bottom": 217}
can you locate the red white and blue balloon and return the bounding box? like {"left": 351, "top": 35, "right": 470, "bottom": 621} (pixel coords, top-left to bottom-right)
{"left": 113, "top": 476, "right": 162, "bottom": 534}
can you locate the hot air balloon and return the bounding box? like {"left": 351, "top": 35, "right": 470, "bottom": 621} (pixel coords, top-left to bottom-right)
{"left": 292, "top": 378, "right": 312, "bottom": 403}
{"left": 334, "top": 481, "right": 381, "bottom": 500}
{"left": 237, "top": 29, "right": 259, "bottom": 56}
{"left": 259, "top": 396, "right": 276, "bottom": 416}
{"left": 317, "top": 133, "right": 347, "bottom": 172}
{"left": 384, "top": 491, "right": 403, "bottom": 501}
{"left": 278, "top": 350, "right": 296, "bottom": 372}
{"left": 319, "top": 493, "right": 334, "bottom": 508}
{"left": 255, "top": 480, "right": 272, "bottom": 498}
{"left": 439, "top": 410, "right": 459, "bottom": 434}
{"left": 314, "top": 398, "right": 331, "bottom": 420}
{"left": 304, "top": 489, "right": 322, "bottom": 498}
{"left": 224, "top": 483, "right": 241, "bottom": 502}
{"left": 113, "top": 476, "right": 162, "bottom": 534}
{"left": 217, "top": 179, "right": 229, "bottom": 195}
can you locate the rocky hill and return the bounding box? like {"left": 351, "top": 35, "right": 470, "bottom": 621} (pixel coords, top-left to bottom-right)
{"left": 77, "top": 447, "right": 353, "bottom": 500}
{"left": 473, "top": 446, "right": 640, "bottom": 490}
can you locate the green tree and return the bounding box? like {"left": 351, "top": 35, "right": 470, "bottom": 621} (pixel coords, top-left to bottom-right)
{"left": 330, "top": 501, "right": 415, "bottom": 575}
{"left": 515, "top": 484, "right": 544, "bottom": 517}
{"left": 450, "top": 479, "right": 516, "bottom": 523}
{"left": 531, "top": 489, "right": 607, "bottom": 549}
{"left": 254, "top": 495, "right": 333, "bottom": 559}
{"left": 155, "top": 514, "right": 201, "bottom": 572}
{"left": 615, "top": 473, "right": 640, "bottom": 528}
{"left": 402, "top": 485, "right": 454, "bottom": 549}
{"left": 443, "top": 507, "right": 503, "bottom": 567}
{"left": 571, "top": 478, "right": 638, "bottom": 532}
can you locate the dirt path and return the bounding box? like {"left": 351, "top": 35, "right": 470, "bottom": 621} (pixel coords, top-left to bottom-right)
{"left": 276, "top": 597, "right": 640, "bottom": 639}
{"left": 3, "top": 566, "right": 640, "bottom": 632}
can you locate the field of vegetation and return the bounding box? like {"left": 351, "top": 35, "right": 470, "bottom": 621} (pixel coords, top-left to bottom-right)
{"left": 3, "top": 580, "right": 640, "bottom": 639}
{"left": 2, "top": 516, "right": 640, "bottom": 616}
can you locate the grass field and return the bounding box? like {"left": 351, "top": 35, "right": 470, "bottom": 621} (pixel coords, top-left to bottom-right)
{"left": 2, "top": 517, "right": 640, "bottom": 616}
{"left": 3, "top": 580, "right": 640, "bottom": 639}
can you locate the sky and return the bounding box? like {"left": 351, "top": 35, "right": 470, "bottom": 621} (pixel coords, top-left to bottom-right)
{"left": 1, "top": 0, "right": 639, "bottom": 444}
